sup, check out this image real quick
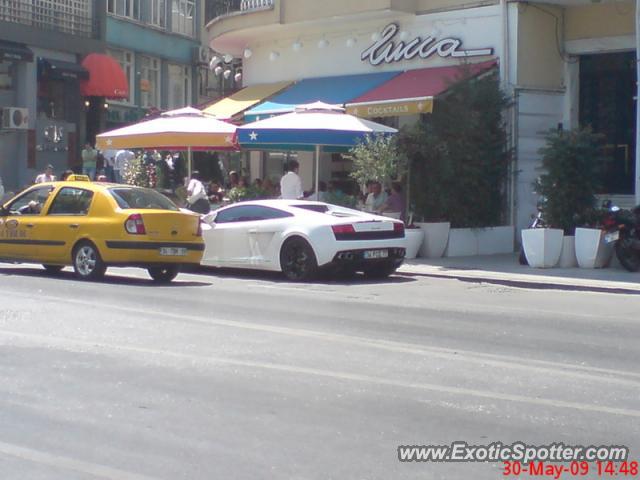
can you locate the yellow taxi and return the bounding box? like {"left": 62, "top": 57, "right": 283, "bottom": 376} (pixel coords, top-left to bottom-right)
{"left": 0, "top": 175, "right": 204, "bottom": 282}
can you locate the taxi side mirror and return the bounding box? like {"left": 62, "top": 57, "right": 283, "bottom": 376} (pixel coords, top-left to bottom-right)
{"left": 0, "top": 205, "right": 8, "bottom": 217}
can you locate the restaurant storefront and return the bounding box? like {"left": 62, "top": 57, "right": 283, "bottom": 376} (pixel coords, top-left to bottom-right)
{"left": 207, "top": 0, "right": 637, "bottom": 232}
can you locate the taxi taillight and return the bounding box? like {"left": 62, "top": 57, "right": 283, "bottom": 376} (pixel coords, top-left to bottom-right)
{"left": 124, "top": 214, "right": 146, "bottom": 235}
{"left": 196, "top": 219, "right": 203, "bottom": 237}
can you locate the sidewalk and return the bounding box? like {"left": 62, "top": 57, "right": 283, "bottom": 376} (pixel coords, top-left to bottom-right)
{"left": 398, "top": 254, "right": 640, "bottom": 294}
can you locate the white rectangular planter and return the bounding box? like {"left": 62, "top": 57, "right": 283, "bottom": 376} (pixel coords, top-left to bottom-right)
{"left": 574, "top": 227, "right": 613, "bottom": 268}
{"left": 416, "top": 222, "right": 450, "bottom": 258}
{"left": 477, "top": 226, "right": 514, "bottom": 255}
{"left": 521, "top": 228, "right": 563, "bottom": 268}
{"left": 403, "top": 229, "right": 424, "bottom": 259}
{"left": 558, "top": 235, "right": 578, "bottom": 268}
{"left": 444, "top": 228, "right": 478, "bottom": 257}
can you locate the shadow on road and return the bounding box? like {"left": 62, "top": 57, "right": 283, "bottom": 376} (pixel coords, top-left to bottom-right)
{"left": 187, "top": 265, "right": 417, "bottom": 285}
{"left": 0, "top": 266, "right": 211, "bottom": 287}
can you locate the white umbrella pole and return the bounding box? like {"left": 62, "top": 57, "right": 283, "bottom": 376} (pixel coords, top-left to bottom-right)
{"left": 187, "top": 146, "right": 192, "bottom": 180}
{"left": 315, "top": 144, "right": 320, "bottom": 198}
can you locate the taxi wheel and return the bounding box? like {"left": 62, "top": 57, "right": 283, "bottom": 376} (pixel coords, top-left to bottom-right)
{"left": 42, "top": 265, "right": 63, "bottom": 275}
{"left": 148, "top": 266, "right": 179, "bottom": 283}
{"left": 72, "top": 241, "right": 106, "bottom": 281}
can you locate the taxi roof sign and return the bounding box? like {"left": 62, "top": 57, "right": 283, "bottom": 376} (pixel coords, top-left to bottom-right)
{"left": 66, "top": 174, "right": 91, "bottom": 182}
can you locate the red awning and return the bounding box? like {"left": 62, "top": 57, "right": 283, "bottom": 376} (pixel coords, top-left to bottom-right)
{"left": 346, "top": 60, "right": 497, "bottom": 118}
{"left": 80, "top": 53, "right": 129, "bottom": 99}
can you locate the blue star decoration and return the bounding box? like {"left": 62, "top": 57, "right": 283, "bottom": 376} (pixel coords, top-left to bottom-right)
{"left": 249, "top": 131, "right": 258, "bottom": 141}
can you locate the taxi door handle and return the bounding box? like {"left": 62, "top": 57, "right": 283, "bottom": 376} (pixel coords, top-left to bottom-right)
{"left": 69, "top": 224, "right": 79, "bottom": 229}
{"left": 25, "top": 223, "right": 34, "bottom": 228}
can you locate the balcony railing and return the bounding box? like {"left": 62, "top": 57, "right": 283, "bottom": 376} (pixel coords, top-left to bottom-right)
{"left": 205, "top": 0, "right": 274, "bottom": 23}
{"left": 0, "top": 0, "right": 98, "bottom": 38}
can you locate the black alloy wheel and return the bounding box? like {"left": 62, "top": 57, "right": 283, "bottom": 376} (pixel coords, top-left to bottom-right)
{"left": 280, "top": 237, "right": 318, "bottom": 281}
{"left": 148, "top": 266, "right": 180, "bottom": 283}
{"left": 72, "top": 241, "right": 107, "bottom": 281}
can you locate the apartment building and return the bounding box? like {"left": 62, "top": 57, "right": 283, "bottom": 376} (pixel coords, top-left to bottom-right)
{"left": 0, "top": 0, "right": 107, "bottom": 190}
{"left": 206, "top": 0, "right": 637, "bottom": 232}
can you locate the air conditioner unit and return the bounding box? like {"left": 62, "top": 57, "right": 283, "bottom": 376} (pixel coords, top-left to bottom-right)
{"left": 1, "top": 107, "right": 29, "bottom": 130}
{"left": 193, "top": 46, "right": 211, "bottom": 65}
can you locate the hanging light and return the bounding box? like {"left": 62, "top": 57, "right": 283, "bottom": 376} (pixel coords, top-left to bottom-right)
{"left": 269, "top": 51, "right": 279, "bottom": 61}
{"left": 292, "top": 40, "right": 303, "bottom": 52}
{"left": 399, "top": 30, "right": 409, "bottom": 40}
{"left": 209, "top": 55, "right": 221, "bottom": 71}
{"left": 346, "top": 37, "right": 357, "bottom": 48}
{"left": 84, "top": 100, "right": 90, "bottom": 107}
{"left": 243, "top": 48, "right": 252, "bottom": 58}
{"left": 223, "top": 53, "right": 233, "bottom": 63}
{"left": 371, "top": 32, "right": 381, "bottom": 42}
{"left": 214, "top": 65, "right": 223, "bottom": 76}
{"left": 317, "top": 38, "right": 329, "bottom": 49}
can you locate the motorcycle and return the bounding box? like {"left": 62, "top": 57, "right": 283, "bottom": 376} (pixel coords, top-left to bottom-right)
{"left": 519, "top": 197, "right": 547, "bottom": 265}
{"left": 601, "top": 202, "right": 640, "bottom": 272}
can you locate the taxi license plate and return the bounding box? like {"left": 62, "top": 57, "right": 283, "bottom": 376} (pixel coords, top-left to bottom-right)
{"left": 604, "top": 231, "right": 619, "bottom": 243}
{"left": 363, "top": 249, "right": 389, "bottom": 259}
{"left": 159, "top": 247, "right": 187, "bottom": 256}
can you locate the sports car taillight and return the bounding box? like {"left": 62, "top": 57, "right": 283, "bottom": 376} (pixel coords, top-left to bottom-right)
{"left": 124, "top": 213, "right": 146, "bottom": 235}
{"left": 393, "top": 222, "right": 405, "bottom": 235}
{"left": 332, "top": 224, "right": 355, "bottom": 235}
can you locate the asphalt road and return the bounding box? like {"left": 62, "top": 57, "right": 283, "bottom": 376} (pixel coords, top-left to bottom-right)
{"left": 0, "top": 264, "right": 638, "bottom": 479}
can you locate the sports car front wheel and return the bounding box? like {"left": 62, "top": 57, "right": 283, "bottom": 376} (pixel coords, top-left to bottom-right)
{"left": 280, "top": 237, "right": 318, "bottom": 281}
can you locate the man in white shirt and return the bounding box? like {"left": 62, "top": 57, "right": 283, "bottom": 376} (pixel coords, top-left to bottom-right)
{"left": 364, "top": 180, "right": 388, "bottom": 213}
{"left": 34, "top": 164, "right": 56, "bottom": 184}
{"left": 101, "top": 149, "right": 118, "bottom": 182}
{"left": 280, "top": 160, "right": 303, "bottom": 200}
{"left": 114, "top": 149, "right": 135, "bottom": 183}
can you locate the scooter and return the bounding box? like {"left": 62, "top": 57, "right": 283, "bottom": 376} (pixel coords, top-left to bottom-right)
{"left": 519, "top": 197, "right": 547, "bottom": 265}
{"left": 602, "top": 202, "right": 640, "bottom": 272}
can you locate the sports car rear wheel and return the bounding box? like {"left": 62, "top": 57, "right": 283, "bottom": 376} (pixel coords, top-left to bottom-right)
{"left": 280, "top": 237, "right": 318, "bottom": 281}
{"left": 148, "top": 266, "right": 180, "bottom": 283}
{"left": 72, "top": 241, "right": 106, "bottom": 281}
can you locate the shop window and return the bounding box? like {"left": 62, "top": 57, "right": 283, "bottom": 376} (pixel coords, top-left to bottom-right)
{"left": 107, "top": 0, "right": 141, "bottom": 20}
{"left": 580, "top": 52, "right": 636, "bottom": 195}
{"left": 171, "top": 0, "right": 194, "bottom": 37}
{"left": 0, "top": 61, "right": 13, "bottom": 90}
{"left": 107, "top": 48, "right": 134, "bottom": 104}
{"left": 37, "top": 79, "right": 66, "bottom": 120}
{"left": 139, "top": 55, "right": 160, "bottom": 108}
{"left": 168, "top": 63, "right": 191, "bottom": 109}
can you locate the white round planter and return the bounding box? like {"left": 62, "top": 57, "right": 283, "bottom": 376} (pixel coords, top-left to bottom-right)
{"left": 521, "top": 228, "right": 563, "bottom": 268}
{"left": 416, "top": 222, "right": 450, "bottom": 258}
{"left": 574, "top": 227, "right": 613, "bottom": 268}
{"left": 404, "top": 229, "right": 424, "bottom": 259}
{"left": 558, "top": 235, "right": 578, "bottom": 268}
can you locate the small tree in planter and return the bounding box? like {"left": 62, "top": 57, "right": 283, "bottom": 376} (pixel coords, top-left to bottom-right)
{"left": 530, "top": 127, "right": 607, "bottom": 268}
{"left": 349, "top": 133, "right": 406, "bottom": 188}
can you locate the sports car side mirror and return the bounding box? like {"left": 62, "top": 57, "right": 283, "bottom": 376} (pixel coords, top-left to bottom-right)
{"left": 203, "top": 212, "right": 217, "bottom": 225}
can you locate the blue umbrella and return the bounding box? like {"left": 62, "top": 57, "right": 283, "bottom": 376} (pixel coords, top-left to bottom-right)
{"left": 237, "top": 102, "right": 398, "bottom": 195}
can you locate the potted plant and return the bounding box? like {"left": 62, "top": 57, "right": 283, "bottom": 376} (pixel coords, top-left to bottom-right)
{"left": 399, "top": 70, "right": 511, "bottom": 257}
{"left": 403, "top": 219, "right": 424, "bottom": 259}
{"left": 532, "top": 127, "right": 607, "bottom": 268}
{"left": 349, "top": 133, "right": 407, "bottom": 197}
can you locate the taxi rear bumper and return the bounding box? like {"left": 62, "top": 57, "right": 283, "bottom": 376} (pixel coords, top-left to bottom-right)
{"left": 101, "top": 240, "right": 204, "bottom": 265}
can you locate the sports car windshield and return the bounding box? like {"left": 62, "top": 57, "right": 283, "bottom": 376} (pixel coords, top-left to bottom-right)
{"left": 291, "top": 204, "right": 367, "bottom": 218}
{"left": 109, "top": 188, "right": 179, "bottom": 211}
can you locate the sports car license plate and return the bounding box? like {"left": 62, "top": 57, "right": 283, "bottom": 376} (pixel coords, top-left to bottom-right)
{"left": 159, "top": 247, "right": 187, "bottom": 256}
{"left": 363, "top": 249, "right": 389, "bottom": 259}
{"left": 604, "top": 231, "right": 619, "bottom": 243}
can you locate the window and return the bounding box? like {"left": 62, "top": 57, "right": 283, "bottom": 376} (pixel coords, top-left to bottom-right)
{"left": 107, "top": 0, "right": 141, "bottom": 20}
{"left": 0, "top": 61, "right": 14, "bottom": 90}
{"left": 48, "top": 188, "right": 94, "bottom": 215}
{"left": 150, "top": 0, "right": 166, "bottom": 27}
{"left": 139, "top": 56, "right": 160, "bottom": 108}
{"left": 215, "top": 205, "right": 292, "bottom": 223}
{"left": 6, "top": 186, "right": 55, "bottom": 215}
{"left": 168, "top": 63, "right": 191, "bottom": 109}
{"left": 171, "top": 0, "right": 194, "bottom": 36}
{"left": 107, "top": 48, "right": 133, "bottom": 104}
{"left": 109, "top": 188, "right": 179, "bottom": 211}
{"left": 579, "top": 52, "right": 636, "bottom": 194}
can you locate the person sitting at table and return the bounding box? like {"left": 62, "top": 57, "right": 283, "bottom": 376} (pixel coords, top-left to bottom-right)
{"left": 208, "top": 181, "right": 224, "bottom": 203}
{"left": 380, "top": 182, "right": 406, "bottom": 221}
{"left": 364, "top": 180, "right": 388, "bottom": 213}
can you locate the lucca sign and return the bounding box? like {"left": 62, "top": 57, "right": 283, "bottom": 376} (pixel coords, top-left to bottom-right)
{"left": 362, "top": 23, "right": 493, "bottom": 66}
